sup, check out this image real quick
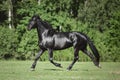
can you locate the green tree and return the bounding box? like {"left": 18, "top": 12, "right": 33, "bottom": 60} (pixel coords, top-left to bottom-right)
{"left": 0, "top": 0, "right": 120, "bottom": 61}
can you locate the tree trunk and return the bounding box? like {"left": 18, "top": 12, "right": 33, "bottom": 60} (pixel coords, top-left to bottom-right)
{"left": 38, "top": 0, "right": 41, "bottom": 5}
{"left": 8, "top": 8, "right": 12, "bottom": 29}
{"left": 8, "top": 0, "right": 13, "bottom": 29}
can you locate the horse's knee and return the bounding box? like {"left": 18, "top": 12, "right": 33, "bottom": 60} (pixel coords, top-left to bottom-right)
{"left": 74, "top": 56, "right": 79, "bottom": 61}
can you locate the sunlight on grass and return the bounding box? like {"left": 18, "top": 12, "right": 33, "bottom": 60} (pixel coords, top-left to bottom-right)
{"left": 0, "top": 61, "right": 120, "bottom": 80}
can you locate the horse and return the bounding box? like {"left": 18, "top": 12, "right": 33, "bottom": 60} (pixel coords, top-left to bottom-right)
{"left": 27, "top": 15, "right": 101, "bottom": 71}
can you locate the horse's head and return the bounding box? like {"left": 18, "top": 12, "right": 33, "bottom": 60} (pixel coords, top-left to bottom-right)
{"left": 27, "top": 15, "right": 41, "bottom": 30}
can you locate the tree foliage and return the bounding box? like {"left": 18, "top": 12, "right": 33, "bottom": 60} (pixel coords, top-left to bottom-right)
{"left": 0, "top": 27, "right": 18, "bottom": 59}
{"left": 0, "top": 0, "right": 119, "bottom": 61}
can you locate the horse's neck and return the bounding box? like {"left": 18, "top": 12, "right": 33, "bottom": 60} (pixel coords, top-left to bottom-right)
{"left": 36, "top": 20, "right": 47, "bottom": 41}
{"left": 43, "top": 21, "right": 53, "bottom": 29}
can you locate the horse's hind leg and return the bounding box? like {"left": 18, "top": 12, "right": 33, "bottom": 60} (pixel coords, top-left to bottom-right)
{"left": 67, "top": 48, "right": 79, "bottom": 70}
{"left": 48, "top": 49, "right": 62, "bottom": 68}
{"left": 31, "top": 49, "right": 45, "bottom": 71}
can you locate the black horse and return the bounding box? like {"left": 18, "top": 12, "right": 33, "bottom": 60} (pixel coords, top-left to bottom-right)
{"left": 27, "top": 15, "right": 100, "bottom": 70}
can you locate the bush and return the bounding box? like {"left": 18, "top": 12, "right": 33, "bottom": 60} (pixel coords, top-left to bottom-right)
{"left": 17, "top": 29, "right": 38, "bottom": 60}
{"left": 0, "top": 27, "right": 18, "bottom": 59}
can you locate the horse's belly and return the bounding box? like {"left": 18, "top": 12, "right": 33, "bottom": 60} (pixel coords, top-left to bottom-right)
{"left": 41, "top": 37, "right": 54, "bottom": 48}
{"left": 54, "top": 38, "right": 72, "bottom": 50}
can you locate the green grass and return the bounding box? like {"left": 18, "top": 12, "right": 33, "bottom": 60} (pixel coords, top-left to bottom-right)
{"left": 0, "top": 61, "right": 120, "bottom": 80}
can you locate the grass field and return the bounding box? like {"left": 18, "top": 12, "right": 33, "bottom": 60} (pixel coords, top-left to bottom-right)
{"left": 0, "top": 61, "right": 120, "bottom": 80}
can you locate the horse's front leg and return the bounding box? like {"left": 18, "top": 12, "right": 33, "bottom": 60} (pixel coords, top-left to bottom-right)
{"left": 48, "top": 49, "right": 62, "bottom": 68}
{"left": 31, "top": 49, "right": 45, "bottom": 71}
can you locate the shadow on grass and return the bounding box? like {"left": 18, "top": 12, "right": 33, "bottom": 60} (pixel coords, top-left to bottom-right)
{"left": 44, "top": 69, "right": 63, "bottom": 71}
{"left": 44, "top": 68, "right": 80, "bottom": 71}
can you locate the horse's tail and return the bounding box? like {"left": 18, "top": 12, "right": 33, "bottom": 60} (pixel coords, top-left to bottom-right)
{"left": 85, "top": 35, "right": 100, "bottom": 67}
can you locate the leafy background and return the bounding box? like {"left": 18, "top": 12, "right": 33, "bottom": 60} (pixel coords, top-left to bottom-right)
{"left": 0, "top": 0, "right": 120, "bottom": 61}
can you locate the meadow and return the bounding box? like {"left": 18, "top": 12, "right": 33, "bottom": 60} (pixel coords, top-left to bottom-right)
{"left": 0, "top": 61, "right": 120, "bottom": 80}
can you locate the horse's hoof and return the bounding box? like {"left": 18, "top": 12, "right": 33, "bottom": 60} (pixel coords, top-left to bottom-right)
{"left": 56, "top": 64, "right": 63, "bottom": 68}
{"left": 94, "top": 63, "right": 101, "bottom": 69}
{"left": 59, "top": 65, "right": 63, "bottom": 68}
{"left": 59, "top": 64, "right": 63, "bottom": 68}
{"left": 97, "top": 64, "right": 102, "bottom": 69}
{"left": 67, "top": 67, "right": 72, "bottom": 71}
{"left": 30, "top": 68, "right": 35, "bottom": 71}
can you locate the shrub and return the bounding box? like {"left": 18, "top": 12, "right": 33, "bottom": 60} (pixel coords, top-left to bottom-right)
{"left": 0, "top": 27, "right": 18, "bottom": 59}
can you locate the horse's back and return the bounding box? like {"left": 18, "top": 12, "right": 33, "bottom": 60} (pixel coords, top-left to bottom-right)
{"left": 52, "top": 32, "right": 87, "bottom": 50}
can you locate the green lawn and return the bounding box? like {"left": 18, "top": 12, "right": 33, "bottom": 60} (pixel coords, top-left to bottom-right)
{"left": 0, "top": 61, "right": 120, "bottom": 80}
